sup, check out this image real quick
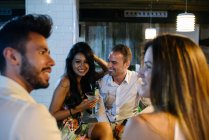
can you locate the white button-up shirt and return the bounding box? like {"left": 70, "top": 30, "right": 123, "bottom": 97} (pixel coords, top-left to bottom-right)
{"left": 97, "top": 70, "right": 141, "bottom": 123}
{"left": 0, "top": 75, "right": 61, "bottom": 140}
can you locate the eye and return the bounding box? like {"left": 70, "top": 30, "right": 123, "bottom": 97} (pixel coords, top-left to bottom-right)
{"left": 146, "top": 65, "right": 152, "bottom": 69}
{"left": 39, "top": 48, "right": 49, "bottom": 55}
{"left": 39, "top": 50, "right": 46, "bottom": 55}
{"left": 145, "top": 64, "right": 152, "bottom": 71}
{"left": 75, "top": 60, "right": 81, "bottom": 64}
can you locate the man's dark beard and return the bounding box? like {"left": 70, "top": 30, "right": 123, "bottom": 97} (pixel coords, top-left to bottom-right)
{"left": 20, "top": 56, "right": 49, "bottom": 89}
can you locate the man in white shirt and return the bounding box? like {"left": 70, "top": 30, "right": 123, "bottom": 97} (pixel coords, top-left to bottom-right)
{"left": 0, "top": 14, "right": 61, "bottom": 140}
{"left": 97, "top": 44, "right": 141, "bottom": 139}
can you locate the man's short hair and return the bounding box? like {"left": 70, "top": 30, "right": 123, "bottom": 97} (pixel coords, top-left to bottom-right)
{"left": 111, "top": 44, "right": 132, "bottom": 62}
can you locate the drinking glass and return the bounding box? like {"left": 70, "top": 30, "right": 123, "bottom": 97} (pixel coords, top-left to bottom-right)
{"left": 105, "top": 92, "right": 116, "bottom": 115}
{"left": 85, "top": 92, "right": 99, "bottom": 118}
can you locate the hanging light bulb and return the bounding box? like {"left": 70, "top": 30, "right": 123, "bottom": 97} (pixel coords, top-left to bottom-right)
{"left": 176, "top": 0, "right": 195, "bottom": 32}
{"left": 145, "top": 0, "right": 157, "bottom": 39}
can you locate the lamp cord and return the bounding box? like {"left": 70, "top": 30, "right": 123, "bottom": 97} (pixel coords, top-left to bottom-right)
{"left": 185, "top": 0, "right": 187, "bottom": 12}
{"left": 149, "top": 0, "right": 153, "bottom": 28}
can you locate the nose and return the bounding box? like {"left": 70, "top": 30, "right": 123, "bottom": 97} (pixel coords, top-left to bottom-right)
{"left": 108, "top": 62, "right": 112, "bottom": 68}
{"left": 48, "top": 55, "right": 55, "bottom": 67}
{"left": 138, "top": 67, "right": 145, "bottom": 78}
{"left": 79, "top": 62, "right": 86, "bottom": 67}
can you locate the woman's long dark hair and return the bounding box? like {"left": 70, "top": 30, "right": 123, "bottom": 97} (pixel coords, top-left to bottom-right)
{"left": 65, "top": 42, "right": 96, "bottom": 108}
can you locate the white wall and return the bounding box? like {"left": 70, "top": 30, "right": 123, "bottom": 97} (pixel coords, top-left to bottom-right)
{"left": 26, "top": 0, "right": 79, "bottom": 108}
{"left": 159, "top": 24, "right": 199, "bottom": 44}
{"left": 176, "top": 25, "right": 199, "bottom": 44}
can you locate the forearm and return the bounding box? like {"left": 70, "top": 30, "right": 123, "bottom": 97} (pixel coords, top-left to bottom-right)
{"left": 94, "top": 55, "right": 108, "bottom": 80}
{"left": 94, "top": 55, "right": 108, "bottom": 72}
{"left": 51, "top": 109, "right": 70, "bottom": 121}
{"left": 52, "top": 106, "right": 82, "bottom": 121}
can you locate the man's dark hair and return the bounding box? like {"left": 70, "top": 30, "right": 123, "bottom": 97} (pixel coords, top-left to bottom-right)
{"left": 0, "top": 14, "right": 53, "bottom": 73}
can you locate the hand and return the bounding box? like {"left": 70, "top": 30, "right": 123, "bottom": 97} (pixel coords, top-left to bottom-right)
{"left": 77, "top": 99, "right": 98, "bottom": 112}
{"left": 88, "top": 98, "right": 99, "bottom": 108}
{"left": 114, "top": 124, "right": 125, "bottom": 139}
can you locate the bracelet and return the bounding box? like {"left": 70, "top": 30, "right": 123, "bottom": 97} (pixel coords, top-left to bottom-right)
{"left": 122, "top": 119, "right": 127, "bottom": 125}
{"left": 69, "top": 108, "right": 73, "bottom": 116}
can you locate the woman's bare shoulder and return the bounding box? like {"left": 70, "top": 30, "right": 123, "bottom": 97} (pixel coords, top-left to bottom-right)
{"left": 138, "top": 112, "right": 176, "bottom": 129}
{"left": 123, "top": 114, "right": 157, "bottom": 140}
{"left": 123, "top": 112, "right": 176, "bottom": 140}
{"left": 59, "top": 75, "right": 70, "bottom": 88}
{"left": 142, "top": 112, "right": 176, "bottom": 122}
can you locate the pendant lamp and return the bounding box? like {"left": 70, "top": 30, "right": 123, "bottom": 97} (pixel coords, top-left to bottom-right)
{"left": 176, "top": 0, "right": 195, "bottom": 32}
{"left": 145, "top": 28, "right": 157, "bottom": 39}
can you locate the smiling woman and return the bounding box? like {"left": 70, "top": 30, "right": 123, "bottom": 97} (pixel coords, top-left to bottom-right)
{"left": 122, "top": 34, "right": 209, "bottom": 140}
{"left": 49, "top": 42, "right": 112, "bottom": 139}
{"left": 138, "top": 46, "right": 152, "bottom": 98}
{"left": 72, "top": 52, "right": 90, "bottom": 77}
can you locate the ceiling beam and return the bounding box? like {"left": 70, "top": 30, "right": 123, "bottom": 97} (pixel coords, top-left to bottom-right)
{"left": 80, "top": 0, "right": 209, "bottom": 12}
{"left": 0, "top": 1, "right": 25, "bottom": 9}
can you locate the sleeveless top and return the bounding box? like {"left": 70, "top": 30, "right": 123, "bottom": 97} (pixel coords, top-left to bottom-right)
{"left": 174, "top": 122, "right": 186, "bottom": 140}
{"left": 57, "top": 93, "right": 84, "bottom": 128}
{"left": 58, "top": 94, "right": 91, "bottom": 140}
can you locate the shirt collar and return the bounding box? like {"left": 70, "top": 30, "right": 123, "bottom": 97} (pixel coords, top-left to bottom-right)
{"left": 0, "top": 75, "right": 36, "bottom": 103}
{"left": 123, "top": 70, "right": 131, "bottom": 84}
{"left": 108, "top": 70, "right": 131, "bottom": 85}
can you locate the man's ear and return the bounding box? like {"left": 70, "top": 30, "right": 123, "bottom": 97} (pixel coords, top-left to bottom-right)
{"left": 125, "top": 60, "right": 131, "bottom": 69}
{"left": 3, "top": 47, "right": 21, "bottom": 65}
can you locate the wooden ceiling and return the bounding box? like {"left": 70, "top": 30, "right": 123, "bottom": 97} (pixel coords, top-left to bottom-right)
{"left": 79, "top": 0, "right": 209, "bottom": 24}
{"left": 0, "top": 0, "right": 24, "bottom": 22}
{"left": 1, "top": 0, "right": 209, "bottom": 11}
{"left": 1, "top": 0, "right": 209, "bottom": 23}
{"left": 0, "top": 0, "right": 24, "bottom": 9}
{"left": 79, "top": 0, "right": 209, "bottom": 12}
